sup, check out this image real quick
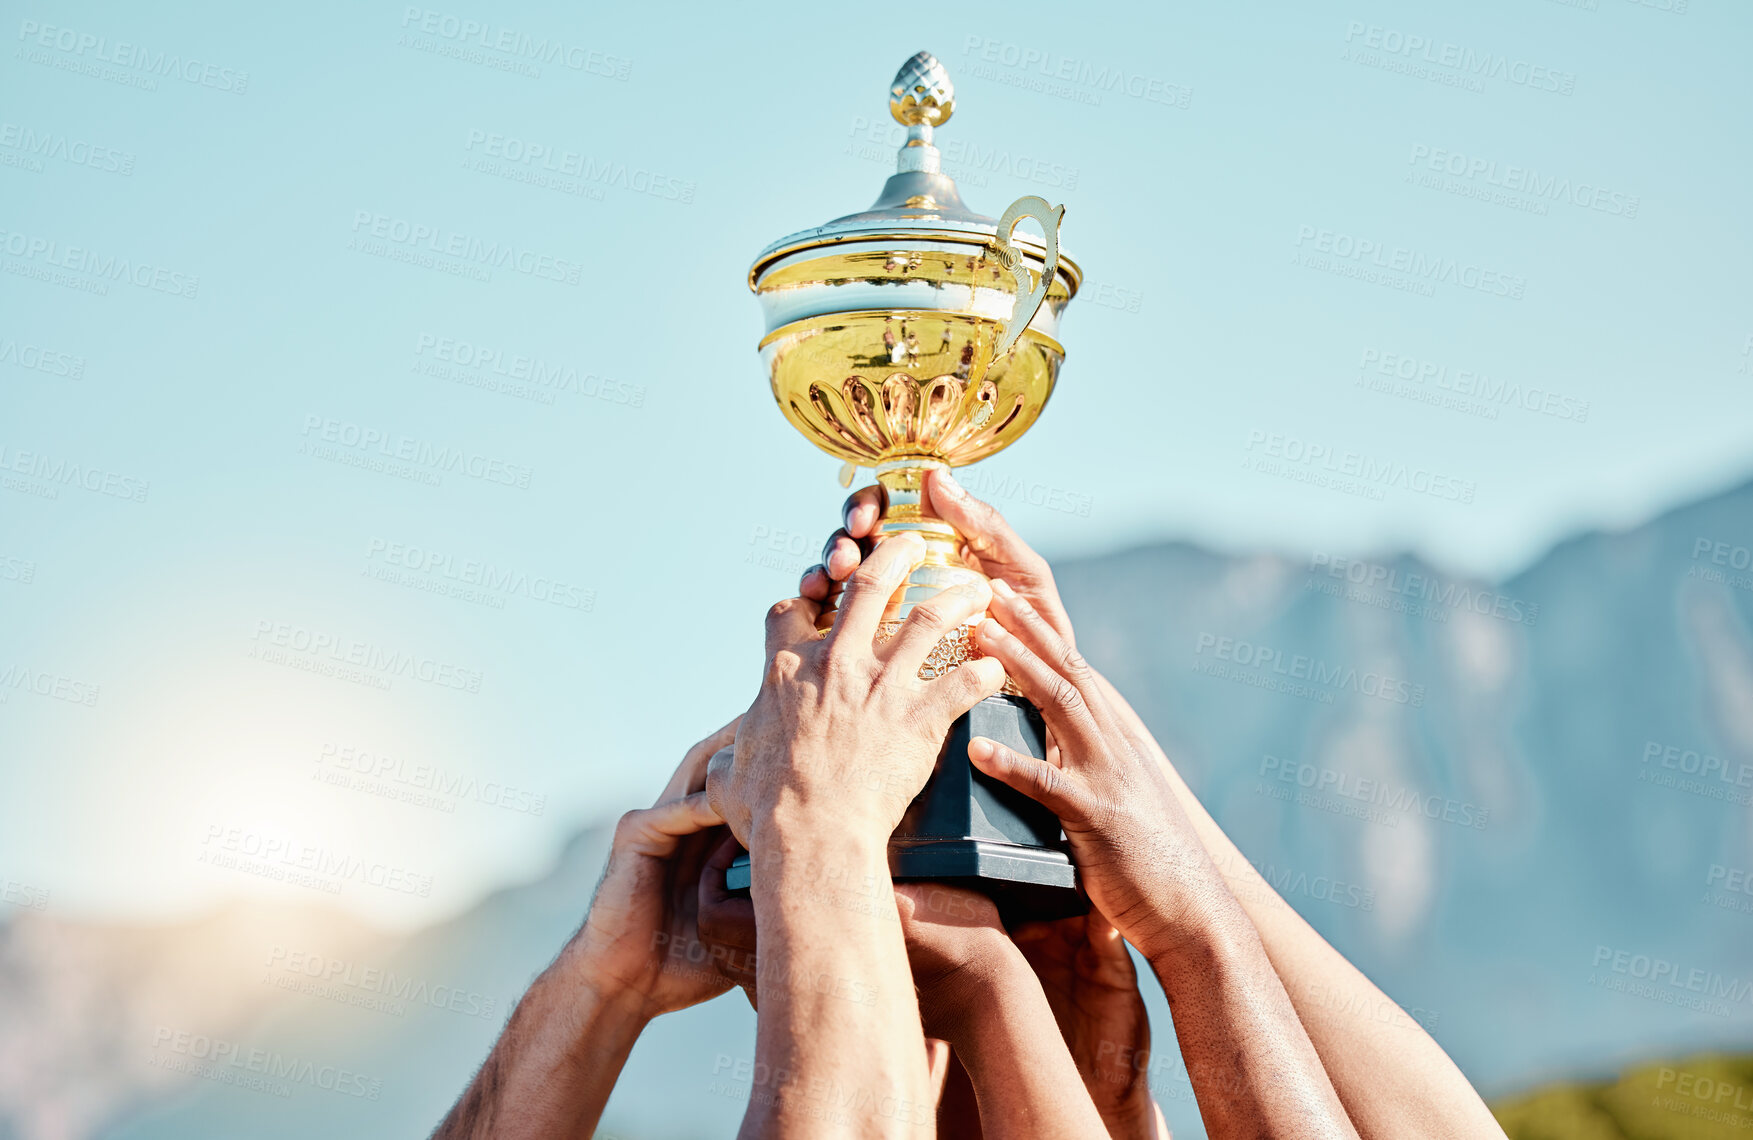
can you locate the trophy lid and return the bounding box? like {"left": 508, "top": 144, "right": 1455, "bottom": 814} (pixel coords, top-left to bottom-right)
{"left": 748, "top": 51, "right": 1081, "bottom": 293}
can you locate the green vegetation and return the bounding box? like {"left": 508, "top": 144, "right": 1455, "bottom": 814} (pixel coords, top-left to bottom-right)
{"left": 1495, "top": 1054, "right": 1753, "bottom": 1139}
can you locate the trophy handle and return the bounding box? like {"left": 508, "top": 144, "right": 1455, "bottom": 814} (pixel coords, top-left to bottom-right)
{"left": 990, "top": 195, "right": 1065, "bottom": 360}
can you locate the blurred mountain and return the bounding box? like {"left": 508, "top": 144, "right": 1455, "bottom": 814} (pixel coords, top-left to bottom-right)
{"left": 1052, "top": 473, "right": 1753, "bottom": 1099}
{"left": 5, "top": 477, "right": 1752, "bottom": 1139}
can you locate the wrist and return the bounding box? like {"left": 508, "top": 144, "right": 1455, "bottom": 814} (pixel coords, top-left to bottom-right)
{"left": 741, "top": 755, "right": 916, "bottom": 849}
{"left": 746, "top": 821, "right": 893, "bottom": 916}
{"left": 557, "top": 939, "right": 664, "bottom": 1027}
{"left": 925, "top": 939, "right": 1033, "bottom": 1046}
{"left": 1138, "top": 891, "right": 1260, "bottom": 989}
{"left": 748, "top": 795, "right": 894, "bottom": 860}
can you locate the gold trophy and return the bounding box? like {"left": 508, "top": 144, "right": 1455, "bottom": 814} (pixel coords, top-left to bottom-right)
{"left": 732, "top": 51, "right": 1084, "bottom": 918}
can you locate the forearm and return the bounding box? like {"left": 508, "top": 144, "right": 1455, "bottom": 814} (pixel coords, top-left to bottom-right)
{"left": 1097, "top": 674, "right": 1501, "bottom": 1138}
{"left": 743, "top": 826, "right": 934, "bottom": 1139}
{"left": 1146, "top": 902, "right": 1358, "bottom": 1139}
{"left": 432, "top": 943, "right": 647, "bottom": 1140}
{"left": 935, "top": 953, "right": 1108, "bottom": 1139}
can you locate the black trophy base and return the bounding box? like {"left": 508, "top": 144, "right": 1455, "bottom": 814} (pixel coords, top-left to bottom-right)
{"left": 724, "top": 693, "right": 1086, "bottom": 924}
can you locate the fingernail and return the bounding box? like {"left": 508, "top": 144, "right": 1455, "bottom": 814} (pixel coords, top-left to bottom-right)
{"left": 936, "top": 469, "right": 965, "bottom": 497}
{"left": 978, "top": 617, "right": 1005, "bottom": 640}
{"left": 967, "top": 736, "right": 996, "bottom": 761}
{"left": 990, "top": 578, "right": 1015, "bottom": 599}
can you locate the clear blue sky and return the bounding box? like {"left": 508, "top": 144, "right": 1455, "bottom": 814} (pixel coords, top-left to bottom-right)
{"left": 3, "top": 0, "right": 1749, "bottom": 927}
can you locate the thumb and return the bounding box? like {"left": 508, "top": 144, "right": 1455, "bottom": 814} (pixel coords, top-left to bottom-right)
{"left": 967, "top": 736, "right": 1083, "bottom": 823}
{"left": 925, "top": 467, "right": 1030, "bottom": 573}
{"left": 619, "top": 791, "right": 723, "bottom": 858}
{"left": 926, "top": 468, "right": 1076, "bottom": 644}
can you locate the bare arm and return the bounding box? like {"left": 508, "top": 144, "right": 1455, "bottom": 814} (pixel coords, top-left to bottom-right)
{"left": 741, "top": 828, "right": 935, "bottom": 1138}
{"left": 433, "top": 949, "right": 650, "bottom": 1140}
{"left": 707, "top": 532, "right": 1010, "bottom": 1139}
{"left": 1011, "top": 910, "right": 1168, "bottom": 1139}
{"left": 433, "top": 722, "right": 737, "bottom": 1139}
{"left": 1097, "top": 675, "right": 1504, "bottom": 1140}
{"left": 969, "top": 598, "right": 1358, "bottom": 1139}
{"left": 801, "top": 467, "right": 1503, "bottom": 1138}
{"left": 896, "top": 882, "right": 1108, "bottom": 1138}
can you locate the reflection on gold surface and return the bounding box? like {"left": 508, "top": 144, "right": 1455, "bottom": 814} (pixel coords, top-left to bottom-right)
{"left": 754, "top": 244, "right": 1077, "bottom": 307}
{"left": 760, "top": 310, "right": 1061, "bottom": 469}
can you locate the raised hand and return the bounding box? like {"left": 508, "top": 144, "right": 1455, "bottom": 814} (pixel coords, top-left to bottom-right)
{"left": 792, "top": 469, "right": 1361, "bottom": 1138}
{"left": 704, "top": 532, "right": 1009, "bottom": 1140}
{"left": 572, "top": 718, "right": 742, "bottom": 1018}
{"left": 966, "top": 582, "right": 1226, "bottom": 959}
{"left": 707, "top": 531, "right": 1006, "bottom": 850}
{"left": 434, "top": 719, "right": 741, "bottom": 1140}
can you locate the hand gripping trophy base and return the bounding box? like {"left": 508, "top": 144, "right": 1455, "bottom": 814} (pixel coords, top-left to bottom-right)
{"left": 725, "top": 691, "right": 1086, "bottom": 923}
{"left": 726, "top": 459, "right": 1088, "bottom": 923}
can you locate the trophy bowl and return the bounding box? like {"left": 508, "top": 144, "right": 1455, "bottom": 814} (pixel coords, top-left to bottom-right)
{"left": 736, "top": 51, "right": 1087, "bottom": 920}
{"left": 761, "top": 312, "right": 1063, "bottom": 469}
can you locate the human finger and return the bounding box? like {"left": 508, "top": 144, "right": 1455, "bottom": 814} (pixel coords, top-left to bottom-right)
{"left": 820, "top": 528, "right": 863, "bottom": 582}
{"left": 921, "top": 657, "right": 1007, "bottom": 726}
{"left": 828, "top": 531, "right": 926, "bottom": 650}
{"left": 966, "top": 736, "right": 1088, "bottom": 824}
{"left": 764, "top": 595, "right": 821, "bottom": 663}
{"left": 880, "top": 578, "right": 991, "bottom": 680}
{"left": 924, "top": 467, "right": 1076, "bottom": 643}
{"left": 973, "top": 617, "right": 1102, "bottom": 747}
{"left": 841, "top": 484, "right": 886, "bottom": 540}
{"left": 659, "top": 716, "right": 742, "bottom": 803}
{"left": 616, "top": 791, "right": 724, "bottom": 859}
{"left": 799, "top": 564, "right": 832, "bottom": 602}
{"left": 698, "top": 834, "right": 758, "bottom": 951}
{"left": 987, "top": 578, "right": 1097, "bottom": 702}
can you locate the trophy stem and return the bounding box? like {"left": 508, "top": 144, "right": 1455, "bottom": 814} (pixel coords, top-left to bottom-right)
{"left": 817, "top": 457, "right": 988, "bottom": 635}
{"left": 869, "top": 457, "right": 963, "bottom": 557}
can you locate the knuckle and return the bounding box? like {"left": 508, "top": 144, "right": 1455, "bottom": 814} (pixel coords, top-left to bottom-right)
{"left": 765, "top": 650, "right": 801, "bottom": 686}
{"left": 1046, "top": 675, "right": 1085, "bottom": 717}
{"left": 961, "top": 657, "right": 1003, "bottom": 697}
{"left": 849, "top": 558, "right": 889, "bottom": 590}
{"left": 765, "top": 598, "right": 796, "bottom": 625}
{"left": 906, "top": 601, "right": 950, "bottom": 632}
{"left": 1058, "top": 647, "right": 1093, "bottom": 684}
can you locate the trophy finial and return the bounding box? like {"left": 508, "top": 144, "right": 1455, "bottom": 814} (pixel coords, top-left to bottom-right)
{"left": 887, "top": 52, "right": 954, "bottom": 176}
{"left": 889, "top": 51, "right": 955, "bottom": 129}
